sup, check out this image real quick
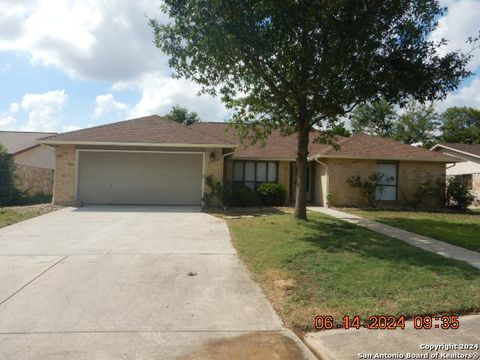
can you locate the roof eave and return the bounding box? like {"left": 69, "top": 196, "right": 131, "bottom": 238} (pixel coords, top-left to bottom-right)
{"left": 232, "top": 155, "right": 295, "bottom": 161}
{"left": 308, "top": 154, "right": 462, "bottom": 163}
{"left": 430, "top": 144, "right": 480, "bottom": 160}
{"left": 37, "top": 140, "right": 237, "bottom": 148}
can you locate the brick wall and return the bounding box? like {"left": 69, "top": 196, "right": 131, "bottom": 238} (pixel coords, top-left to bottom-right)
{"left": 52, "top": 145, "right": 77, "bottom": 206}
{"left": 14, "top": 164, "right": 54, "bottom": 195}
{"left": 326, "top": 158, "right": 376, "bottom": 207}
{"left": 325, "top": 158, "right": 445, "bottom": 208}
{"left": 397, "top": 161, "right": 445, "bottom": 207}
{"left": 203, "top": 148, "right": 224, "bottom": 205}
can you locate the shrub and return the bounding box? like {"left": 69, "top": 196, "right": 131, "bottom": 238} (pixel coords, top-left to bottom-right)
{"left": 0, "top": 144, "right": 18, "bottom": 206}
{"left": 203, "top": 175, "right": 230, "bottom": 207}
{"left": 446, "top": 177, "right": 474, "bottom": 211}
{"left": 257, "top": 182, "right": 287, "bottom": 206}
{"left": 326, "top": 192, "right": 334, "bottom": 207}
{"left": 14, "top": 192, "right": 53, "bottom": 206}
{"left": 405, "top": 176, "right": 446, "bottom": 209}
{"left": 231, "top": 185, "right": 254, "bottom": 207}
{"left": 346, "top": 172, "right": 391, "bottom": 207}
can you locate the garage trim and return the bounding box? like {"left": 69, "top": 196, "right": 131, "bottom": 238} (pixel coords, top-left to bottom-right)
{"left": 74, "top": 149, "right": 205, "bottom": 204}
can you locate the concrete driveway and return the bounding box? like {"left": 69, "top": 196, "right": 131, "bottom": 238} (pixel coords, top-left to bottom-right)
{"left": 0, "top": 206, "right": 315, "bottom": 359}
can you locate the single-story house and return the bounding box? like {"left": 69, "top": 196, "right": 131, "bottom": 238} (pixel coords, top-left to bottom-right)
{"left": 0, "top": 131, "right": 56, "bottom": 195}
{"left": 431, "top": 143, "right": 480, "bottom": 203}
{"left": 38, "top": 115, "right": 456, "bottom": 207}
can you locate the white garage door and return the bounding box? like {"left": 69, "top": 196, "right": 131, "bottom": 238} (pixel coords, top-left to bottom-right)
{"left": 77, "top": 151, "right": 203, "bottom": 205}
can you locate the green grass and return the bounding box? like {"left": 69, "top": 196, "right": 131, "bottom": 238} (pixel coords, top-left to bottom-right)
{"left": 0, "top": 207, "right": 54, "bottom": 229}
{"left": 225, "top": 211, "right": 480, "bottom": 332}
{"left": 344, "top": 209, "right": 480, "bottom": 252}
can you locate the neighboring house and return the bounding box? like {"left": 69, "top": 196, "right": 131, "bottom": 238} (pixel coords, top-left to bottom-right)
{"left": 38, "top": 115, "right": 456, "bottom": 207}
{"left": 0, "top": 131, "right": 56, "bottom": 195}
{"left": 431, "top": 143, "right": 480, "bottom": 203}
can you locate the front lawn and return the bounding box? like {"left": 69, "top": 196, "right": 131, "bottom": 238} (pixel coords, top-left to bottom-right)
{"left": 343, "top": 209, "right": 480, "bottom": 252}
{"left": 0, "top": 204, "right": 59, "bottom": 229}
{"left": 225, "top": 211, "right": 480, "bottom": 332}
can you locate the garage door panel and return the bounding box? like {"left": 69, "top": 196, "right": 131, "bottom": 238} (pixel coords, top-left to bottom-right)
{"left": 77, "top": 152, "right": 203, "bottom": 205}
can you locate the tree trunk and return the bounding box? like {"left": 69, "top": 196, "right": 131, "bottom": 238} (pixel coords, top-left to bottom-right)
{"left": 294, "top": 124, "right": 310, "bottom": 220}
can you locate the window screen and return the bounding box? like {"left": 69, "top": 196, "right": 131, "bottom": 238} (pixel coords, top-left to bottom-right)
{"left": 267, "top": 162, "right": 277, "bottom": 182}
{"left": 376, "top": 163, "right": 398, "bottom": 201}
{"left": 233, "top": 162, "right": 244, "bottom": 181}
{"left": 232, "top": 160, "right": 279, "bottom": 191}
{"left": 256, "top": 162, "right": 267, "bottom": 182}
{"left": 245, "top": 162, "right": 255, "bottom": 181}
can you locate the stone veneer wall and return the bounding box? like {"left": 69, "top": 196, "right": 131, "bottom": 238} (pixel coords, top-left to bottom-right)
{"left": 14, "top": 164, "right": 54, "bottom": 195}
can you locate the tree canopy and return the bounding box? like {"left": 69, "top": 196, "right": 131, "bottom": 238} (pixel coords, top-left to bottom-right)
{"left": 164, "top": 105, "right": 201, "bottom": 125}
{"left": 151, "top": 0, "right": 471, "bottom": 219}
{"left": 350, "top": 99, "right": 397, "bottom": 137}
{"left": 393, "top": 102, "right": 439, "bottom": 148}
{"left": 440, "top": 107, "right": 480, "bottom": 144}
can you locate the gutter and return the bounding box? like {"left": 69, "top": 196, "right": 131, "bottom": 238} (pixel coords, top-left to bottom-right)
{"left": 36, "top": 140, "right": 237, "bottom": 149}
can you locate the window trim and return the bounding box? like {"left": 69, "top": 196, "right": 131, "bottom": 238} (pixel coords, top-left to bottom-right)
{"left": 233, "top": 160, "right": 279, "bottom": 190}
{"left": 376, "top": 161, "right": 399, "bottom": 201}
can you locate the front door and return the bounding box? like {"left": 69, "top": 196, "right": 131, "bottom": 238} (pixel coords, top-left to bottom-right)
{"left": 290, "top": 162, "right": 313, "bottom": 203}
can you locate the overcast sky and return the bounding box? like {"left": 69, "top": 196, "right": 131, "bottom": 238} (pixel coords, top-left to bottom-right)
{"left": 0, "top": 0, "right": 479, "bottom": 133}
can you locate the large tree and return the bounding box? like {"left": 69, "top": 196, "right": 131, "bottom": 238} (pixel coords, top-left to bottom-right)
{"left": 164, "top": 105, "right": 201, "bottom": 125}
{"left": 394, "top": 101, "right": 440, "bottom": 148}
{"left": 440, "top": 107, "right": 480, "bottom": 144}
{"left": 150, "top": 1, "right": 470, "bottom": 219}
{"left": 350, "top": 99, "right": 397, "bottom": 137}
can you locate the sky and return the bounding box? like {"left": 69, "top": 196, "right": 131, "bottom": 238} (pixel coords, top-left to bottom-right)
{"left": 0, "top": 0, "right": 479, "bottom": 133}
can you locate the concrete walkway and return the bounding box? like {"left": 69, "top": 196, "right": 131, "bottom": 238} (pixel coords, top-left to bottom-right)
{"left": 309, "top": 207, "right": 480, "bottom": 269}
{"left": 0, "top": 206, "right": 316, "bottom": 360}
{"left": 305, "top": 315, "right": 480, "bottom": 360}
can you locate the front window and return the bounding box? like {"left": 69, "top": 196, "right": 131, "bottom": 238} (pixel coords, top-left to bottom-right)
{"left": 376, "top": 162, "right": 398, "bottom": 201}
{"left": 233, "top": 160, "right": 278, "bottom": 191}
{"left": 455, "top": 174, "right": 473, "bottom": 190}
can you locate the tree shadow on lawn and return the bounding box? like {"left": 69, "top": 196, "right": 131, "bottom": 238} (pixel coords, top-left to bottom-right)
{"left": 297, "top": 216, "right": 480, "bottom": 280}
{"left": 210, "top": 206, "right": 288, "bottom": 218}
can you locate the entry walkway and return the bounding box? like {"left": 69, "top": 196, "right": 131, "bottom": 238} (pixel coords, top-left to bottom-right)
{"left": 308, "top": 207, "right": 480, "bottom": 269}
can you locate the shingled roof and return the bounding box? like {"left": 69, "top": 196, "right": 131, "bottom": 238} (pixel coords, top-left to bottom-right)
{"left": 192, "top": 122, "right": 457, "bottom": 163}
{"left": 431, "top": 143, "right": 480, "bottom": 159}
{"left": 191, "top": 122, "right": 337, "bottom": 160}
{"left": 0, "top": 131, "right": 57, "bottom": 154}
{"left": 38, "top": 115, "right": 235, "bottom": 147}
{"left": 312, "top": 133, "right": 458, "bottom": 162}
{"left": 38, "top": 117, "right": 457, "bottom": 162}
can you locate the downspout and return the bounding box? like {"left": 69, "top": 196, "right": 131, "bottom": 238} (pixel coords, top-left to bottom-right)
{"left": 314, "top": 158, "right": 329, "bottom": 207}
{"left": 222, "top": 151, "right": 235, "bottom": 159}
{"left": 222, "top": 151, "right": 235, "bottom": 181}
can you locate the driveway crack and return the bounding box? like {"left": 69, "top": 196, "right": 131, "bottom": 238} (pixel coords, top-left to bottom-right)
{"left": 0, "top": 255, "right": 68, "bottom": 306}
